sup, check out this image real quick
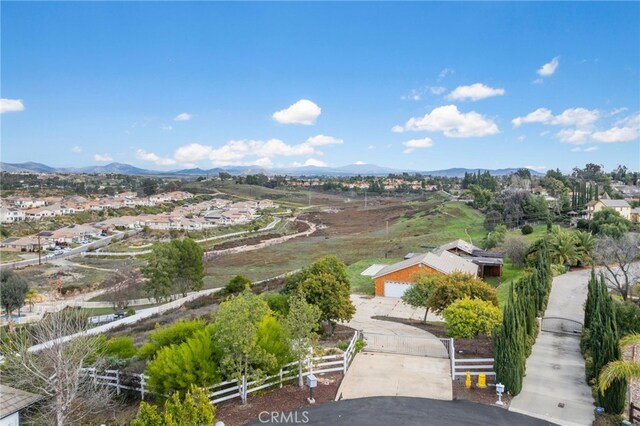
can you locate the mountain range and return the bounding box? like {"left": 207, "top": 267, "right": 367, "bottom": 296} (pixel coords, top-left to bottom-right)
{"left": 0, "top": 161, "right": 544, "bottom": 178}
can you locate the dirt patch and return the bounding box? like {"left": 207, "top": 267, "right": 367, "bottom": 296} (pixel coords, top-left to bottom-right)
{"left": 372, "top": 317, "right": 494, "bottom": 359}
{"left": 453, "top": 378, "right": 511, "bottom": 408}
{"left": 216, "top": 373, "right": 343, "bottom": 426}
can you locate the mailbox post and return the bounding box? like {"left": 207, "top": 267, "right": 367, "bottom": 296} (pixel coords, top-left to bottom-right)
{"left": 495, "top": 383, "right": 505, "bottom": 406}
{"left": 306, "top": 374, "right": 317, "bottom": 404}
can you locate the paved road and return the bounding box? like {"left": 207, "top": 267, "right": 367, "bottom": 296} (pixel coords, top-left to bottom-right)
{"left": 249, "top": 396, "right": 558, "bottom": 426}
{"left": 509, "top": 268, "right": 595, "bottom": 426}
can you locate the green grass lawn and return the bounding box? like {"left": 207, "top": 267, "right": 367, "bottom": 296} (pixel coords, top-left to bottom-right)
{"left": 346, "top": 257, "right": 402, "bottom": 295}
{"left": 505, "top": 224, "right": 548, "bottom": 243}
{"left": 485, "top": 259, "right": 527, "bottom": 308}
{"left": 0, "top": 251, "right": 28, "bottom": 263}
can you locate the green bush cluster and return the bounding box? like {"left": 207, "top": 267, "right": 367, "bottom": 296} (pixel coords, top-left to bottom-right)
{"left": 138, "top": 319, "right": 207, "bottom": 360}
{"left": 521, "top": 224, "right": 533, "bottom": 235}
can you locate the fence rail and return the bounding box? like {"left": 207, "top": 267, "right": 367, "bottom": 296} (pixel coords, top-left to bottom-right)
{"left": 82, "top": 331, "right": 360, "bottom": 405}
{"left": 630, "top": 402, "right": 640, "bottom": 425}
{"left": 452, "top": 358, "right": 496, "bottom": 378}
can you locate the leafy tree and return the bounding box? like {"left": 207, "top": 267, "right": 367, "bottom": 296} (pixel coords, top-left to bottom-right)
{"left": 427, "top": 272, "right": 499, "bottom": 314}
{"left": 523, "top": 195, "right": 549, "bottom": 222}
{"left": 482, "top": 224, "right": 507, "bottom": 250}
{"left": 171, "top": 238, "right": 204, "bottom": 296}
{"left": 613, "top": 302, "right": 640, "bottom": 337}
{"left": 24, "top": 288, "right": 43, "bottom": 312}
{"left": 299, "top": 271, "right": 355, "bottom": 334}
{"left": 256, "top": 315, "right": 291, "bottom": 373}
{"left": 212, "top": 291, "right": 273, "bottom": 388}
{"left": 468, "top": 184, "right": 492, "bottom": 209}
{"left": 132, "top": 385, "right": 216, "bottom": 426}
{"left": 484, "top": 210, "right": 503, "bottom": 231}
{"left": 282, "top": 255, "right": 349, "bottom": 295}
{"left": 262, "top": 292, "right": 290, "bottom": 317}
{"left": 142, "top": 243, "right": 180, "bottom": 302}
{"left": 0, "top": 270, "right": 29, "bottom": 318}
{"left": 501, "top": 235, "right": 530, "bottom": 268}
{"left": 284, "top": 293, "right": 322, "bottom": 387}
{"left": 225, "top": 275, "right": 251, "bottom": 294}
{"left": 442, "top": 297, "right": 502, "bottom": 340}
{"left": 141, "top": 178, "right": 159, "bottom": 196}
{"left": 146, "top": 326, "right": 220, "bottom": 396}
{"left": 401, "top": 273, "right": 438, "bottom": 322}
{"left": 590, "top": 208, "right": 631, "bottom": 239}
{"left": 138, "top": 319, "right": 207, "bottom": 360}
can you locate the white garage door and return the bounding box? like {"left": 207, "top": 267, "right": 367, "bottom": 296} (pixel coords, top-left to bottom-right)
{"left": 383, "top": 281, "right": 412, "bottom": 298}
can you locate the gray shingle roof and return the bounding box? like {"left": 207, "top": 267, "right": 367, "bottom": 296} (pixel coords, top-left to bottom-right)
{"left": 600, "top": 199, "right": 631, "bottom": 208}
{"left": 0, "top": 384, "right": 43, "bottom": 419}
{"left": 374, "top": 250, "right": 478, "bottom": 278}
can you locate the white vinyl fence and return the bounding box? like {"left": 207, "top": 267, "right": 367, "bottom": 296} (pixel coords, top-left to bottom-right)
{"left": 449, "top": 339, "right": 495, "bottom": 379}
{"left": 82, "top": 331, "right": 360, "bottom": 405}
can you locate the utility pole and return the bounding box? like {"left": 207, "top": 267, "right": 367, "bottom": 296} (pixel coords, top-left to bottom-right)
{"left": 37, "top": 233, "right": 42, "bottom": 265}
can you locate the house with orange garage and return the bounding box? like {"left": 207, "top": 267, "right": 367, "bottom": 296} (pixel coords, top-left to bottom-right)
{"left": 372, "top": 250, "right": 479, "bottom": 298}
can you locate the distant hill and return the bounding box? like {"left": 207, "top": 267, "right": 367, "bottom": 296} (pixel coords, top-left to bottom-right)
{"left": 0, "top": 161, "right": 544, "bottom": 178}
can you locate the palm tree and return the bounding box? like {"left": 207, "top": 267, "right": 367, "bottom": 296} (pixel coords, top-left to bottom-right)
{"left": 598, "top": 333, "right": 640, "bottom": 393}
{"left": 574, "top": 231, "right": 595, "bottom": 267}
{"left": 548, "top": 226, "right": 577, "bottom": 266}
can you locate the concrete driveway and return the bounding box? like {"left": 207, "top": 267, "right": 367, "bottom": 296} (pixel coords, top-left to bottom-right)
{"left": 509, "top": 268, "right": 595, "bottom": 426}
{"left": 339, "top": 295, "right": 452, "bottom": 401}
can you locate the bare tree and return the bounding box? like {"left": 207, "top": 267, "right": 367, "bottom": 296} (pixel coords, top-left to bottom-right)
{"left": 0, "top": 310, "right": 114, "bottom": 425}
{"left": 101, "top": 269, "right": 142, "bottom": 310}
{"left": 593, "top": 234, "right": 639, "bottom": 301}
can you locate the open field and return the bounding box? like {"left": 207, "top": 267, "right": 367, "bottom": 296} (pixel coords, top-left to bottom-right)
{"left": 203, "top": 195, "right": 488, "bottom": 290}
{"left": 0, "top": 250, "right": 31, "bottom": 264}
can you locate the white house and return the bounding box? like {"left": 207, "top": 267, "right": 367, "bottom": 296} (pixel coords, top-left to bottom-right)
{"left": 0, "top": 207, "right": 26, "bottom": 224}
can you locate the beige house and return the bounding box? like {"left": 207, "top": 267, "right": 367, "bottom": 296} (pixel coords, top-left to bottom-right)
{"left": 586, "top": 199, "right": 631, "bottom": 220}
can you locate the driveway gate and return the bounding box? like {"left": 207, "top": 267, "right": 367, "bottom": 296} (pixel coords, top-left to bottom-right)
{"left": 361, "top": 332, "right": 451, "bottom": 359}
{"left": 540, "top": 317, "right": 583, "bottom": 336}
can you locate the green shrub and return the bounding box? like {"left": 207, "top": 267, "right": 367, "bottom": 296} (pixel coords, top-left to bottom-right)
{"left": 138, "top": 319, "right": 207, "bottom": 360}
{"left": 336, "top": 340, "right": 348, "bottom": 351}
{"left": 261, "top": 292, "right": 289, "bottom": 317}
{"left": 614, "top": 301, "right": 640, "bottom": 336}
{"left": 521, "top": 225, "right": 533, "bottom": 235}
{"left": 550, "top": 264, "right": 566, "bottom": 276}
{"left": 224, "top": 275, "right": 251, "bottom": 294}
{"left": 145, "top": 326, "right": 220, "bottom": 396}
{"left": 126, "top": 308, "right": 136, "bottom": 316}
{"left": 105, "top": 336, "right": 137, "bottom": 359}
{"left": 355, "top": 338, "right": 365, "bottom": 353}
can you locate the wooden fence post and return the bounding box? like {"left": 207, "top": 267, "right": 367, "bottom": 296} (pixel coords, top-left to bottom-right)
{"left": 139, "top": 373, "right": 146, "bottom": 401}
{"left": 115, "top": 370, "right": 121, "bottom": 396}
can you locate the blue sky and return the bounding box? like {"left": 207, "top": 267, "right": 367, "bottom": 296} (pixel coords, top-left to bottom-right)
{"left": 1, "top": 2, "right": 639, "bottom": 173}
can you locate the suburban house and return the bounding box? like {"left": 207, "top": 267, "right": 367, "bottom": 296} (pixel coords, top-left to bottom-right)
{"left": 586, "top": 199, "right": 631, "bottom": 220}
{"left": 372, "top": 250, "right": 478, "bottom": 297}
{"left": 0, "top": 207, "right": 26, "bottom": 224}
{"left": 1, "top": 236, "right": 55, "bottom": 252}
{"left": 0, "top": 384, "right": 43, "bottom": 426}
{"left": 24, "top": 207, "right": 56, "bottom": 220}
{"left": 13, "top": 198, "right": 46, "bottom": 208}
{"left": 434, "top": 239, "right": 503, "bottom": 278}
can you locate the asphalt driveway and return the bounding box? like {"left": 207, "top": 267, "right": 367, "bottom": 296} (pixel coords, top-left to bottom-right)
{"left": 249, "top": 396, "right": 558, "bottom": 426}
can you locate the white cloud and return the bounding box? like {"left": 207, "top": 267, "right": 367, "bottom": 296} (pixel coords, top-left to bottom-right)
{"left": 592, "top": 126, "right": 639, "bottom": 143}
{"left": 94, "top": 154, "right": 113, "bottom": 162}
{"left": 253, "top": 157, "right": 274, "bottom": 168}
{"left": 512, "top": 107, "right": 599, "bottom": 130}
{"left": 525, "top": 165, "right": 547, "bottom": 171}
{"left": 402, "top": 86, "right": 447, "bottom": 101}
{"left": 161, "top": 124, "right": 173, "bottom": 131}
{"left": 533, "top": 78, "right": 544, "bottom": 85}
{"left": 430, "top": 86, "right": 447, "bottom": 95}
{"left": 71, "top": 146, "right": 82, "bottom": 153}
{"left": 272, "top": 99, "right": 321, "bottom": 125}
{"left": 302, "top": 158, "right": 328, "bottom": 167}
{"left": 447, "top": 83, "right": 505, "bottom": 101}
{"left": 402, "top": 137, "right": 434, "bottom": 154}
{"left": 540, "top": 130, "right": 551, "bottom": 136}
{"left": 0, "top": 98, "right": 25, "bottom": 114}
{"left": 391, "top": 125, "right": 404, "bottom": 133}
{"left": 609, "top": 107, "right": 628, "bottom": 116}
{"left": 136, "top": 149, "right": 177, "bottom": 166}
{"left": 556, "top": 128, "right": 592, "bottom": 144}
{"left": 398, "top": 105, "right": 499, "bottom": 138}
{"left": 571, "top": 146, "right": 599, "bottom": 153}
{"left": 174, "top": 112, "right": 192, "bottom": 121}
{"left": 171, "top": 135, "right": 343, "bottom": 167}
{"left": 354, "top": 161, "right": 366, "bottom": 165}
{"left": 537, "top": 56, "right": 560, "bottom": 77}
{"left": 512, "top": 108, "right": 554, "bottom": 127}
{"left": 304, "top": 134, "right": 343, "bottom": 146}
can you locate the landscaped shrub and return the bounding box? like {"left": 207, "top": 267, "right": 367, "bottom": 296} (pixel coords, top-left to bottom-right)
{"left": 105, "top": 336, "right": 138, "bottom": 359}
{"left": 224, "top": 275, "right": 251, "bottom": 294}
{"left": 614, "top": 301, "right": 640, "bottom": 336}
{"left": 138, "top": 319, "right": 207, "bottom": 360}
{"left": 261, "top": 292, "right": 290, "bottom": 317}
{"left": 521, "top": 224, "right": 533, "bottom": 235}
{"left": 550, "top": 264, "right": 567, "bottom": 276}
